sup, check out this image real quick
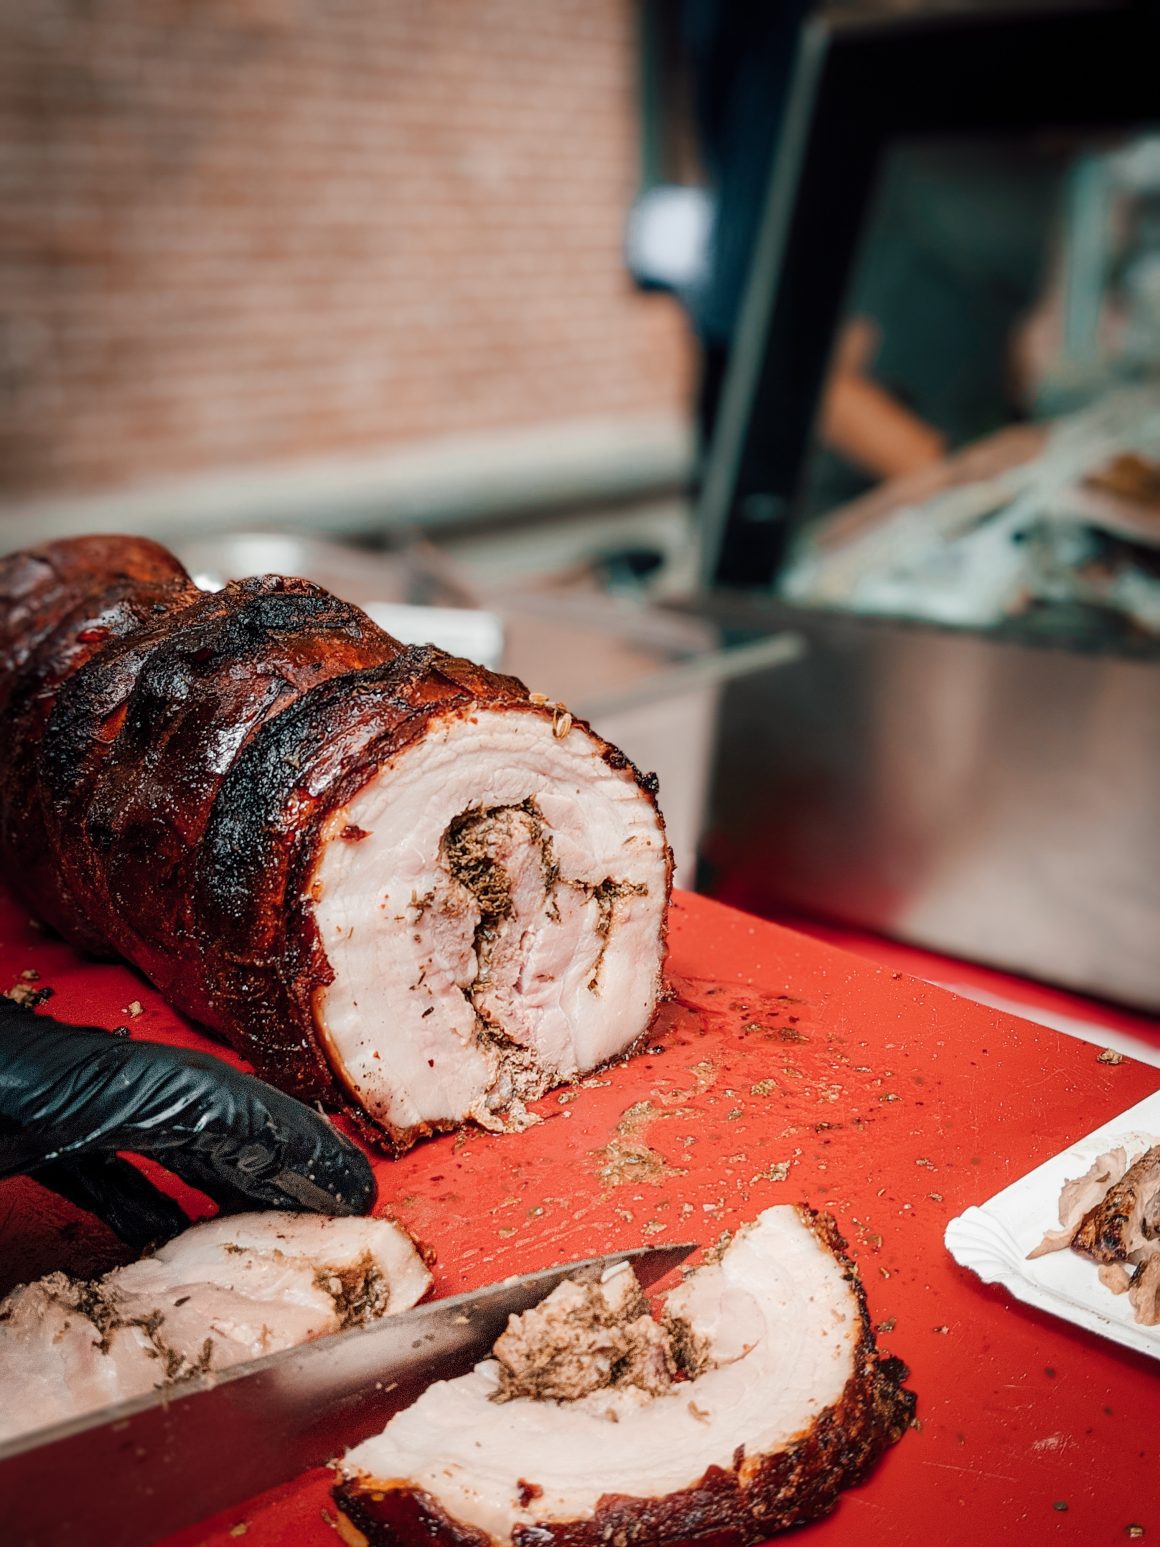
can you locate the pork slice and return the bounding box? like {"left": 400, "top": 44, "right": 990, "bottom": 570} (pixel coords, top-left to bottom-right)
{"left": 1098, "top": 1262, "right": 1133, "bottom": 1295}
{"left": 1026, "top": 1147, "right": 1129, "bottom": 1259}
{"left": 1072, "top": 1144, "right": 1160, "bottom": 1264}
{"left": 337, "top": 1206, "right": 913, "bottom": 1546}
{"left": 1128, "top": 1256, "right": 1160, "bottom": 1326}
{"left": 0, "top": 1213, "right": 430, "bottom": 1445}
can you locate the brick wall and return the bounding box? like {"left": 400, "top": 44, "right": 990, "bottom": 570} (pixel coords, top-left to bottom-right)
{"left": 0, "top": 0, "right": 691, "bottom": 501}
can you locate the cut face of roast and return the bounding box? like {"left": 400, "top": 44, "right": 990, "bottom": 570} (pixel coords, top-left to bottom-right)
{"left": 336, "top": 1206, "right": 914, "bottom": 1545}
{"left": 0, "top": 1212, "right": 430, "bottom": 1445}
{"left": 312, "top": 706, "right": 669, "bottom": 1137}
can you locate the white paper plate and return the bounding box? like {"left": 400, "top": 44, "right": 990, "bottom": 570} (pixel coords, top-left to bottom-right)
{"left": 944, "top": 1089, "right": 1160, "bottom": 1361}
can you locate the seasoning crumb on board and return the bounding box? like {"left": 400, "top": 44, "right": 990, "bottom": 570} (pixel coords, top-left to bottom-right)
{"left": 4, "top": 980, "right": 53, "bottom": 1009}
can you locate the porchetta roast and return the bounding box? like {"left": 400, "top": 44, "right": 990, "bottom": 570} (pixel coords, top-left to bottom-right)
{"left": 334, "top": 1206, "right": 915, "bottom": 1545}
{"left": 0, "top": 536, "right": 670, "bottom": 1148}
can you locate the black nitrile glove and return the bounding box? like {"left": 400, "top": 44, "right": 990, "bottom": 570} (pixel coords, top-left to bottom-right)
{"left": 0, "top": 1000, "right": 376, "bottom": 1251}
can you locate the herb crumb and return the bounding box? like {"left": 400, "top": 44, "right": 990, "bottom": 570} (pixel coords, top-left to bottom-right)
{"left": 4, "top": 981, "right": 54, "bottom": 1009}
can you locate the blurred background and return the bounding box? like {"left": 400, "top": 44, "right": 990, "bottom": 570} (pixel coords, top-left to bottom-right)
{"left": 2, "top": 1, "right": 1158, "bottom": 1035}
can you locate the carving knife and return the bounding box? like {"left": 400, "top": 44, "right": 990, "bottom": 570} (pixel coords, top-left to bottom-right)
{"left": 0, "top": 1239, "right": 694, "bottom": 1547}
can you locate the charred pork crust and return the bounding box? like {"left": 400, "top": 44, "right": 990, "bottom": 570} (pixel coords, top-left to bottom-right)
{"left": 68, "top": 577, "right": 402, "bottom": 1025}
{"left": 0, "top": 574, "right": 199, "bottom": 945}
{"left": 0, "top": 534, "right": 186, "bottom": 706}
{"left": 1072, "top": 1145, "right": 1160, "bottom": 1264}
{"left": 338, "top": 1490, "right": 494, "bottom": 1547}
{"left": 334, "top": 1209, "right": 915, "bottom": 1547}
{"left": 36, "top": 582, "right": 211, "bottom": 951}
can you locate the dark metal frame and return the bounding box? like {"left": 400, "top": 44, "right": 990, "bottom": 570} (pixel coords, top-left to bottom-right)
{"left": 699, "top": 0, "right": 1160, "bottom": 589}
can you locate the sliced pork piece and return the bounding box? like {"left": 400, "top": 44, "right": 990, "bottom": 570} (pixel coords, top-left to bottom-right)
{"left": 0, "top": 1212, "right": 431, "bottom": 1445}
{"left": 1128, "top": 1256, "right": 1160, "bottom": 1326}
{"left": 335, "top": 1206, "right": 914, "bottom": 1546}
{"left": 1072, "top": 1144, "right": 1160, "bottom": 1264}
{"left": 1026, "top": 1147, "right": 1129, "bottom": 1259}
{"left": 1097, "top": 1262, "right": 1133, "bottom": 1295}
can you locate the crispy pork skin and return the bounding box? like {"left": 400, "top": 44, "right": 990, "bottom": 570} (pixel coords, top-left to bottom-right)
{"left": 0, "top": 536, "right": 671, "bottom": 1143}
{"left": 0, "top": 1213, "right": 431, "bottom": 1445}
{"left": 0, "top": 537, "right": 197, "bottom": 950}
{"left": 45, "top": 575, "right": 403, "bottom": 1024}
{"left": 335, "top": 1206, "right": 914, "bottom": 1546}
{"left": 0, "top": 535, "right": 188, "bottom": 711}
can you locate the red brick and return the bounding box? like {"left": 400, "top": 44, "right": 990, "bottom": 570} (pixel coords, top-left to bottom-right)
{"left": 0, "top": 0, "right": 691, "bottom": 497}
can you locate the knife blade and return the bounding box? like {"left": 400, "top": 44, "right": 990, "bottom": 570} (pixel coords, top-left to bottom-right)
{"left": 0, "top": 1239, "right": 694, "bottom": 1547}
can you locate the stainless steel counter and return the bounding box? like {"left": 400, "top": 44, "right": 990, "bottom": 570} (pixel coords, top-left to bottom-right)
{"left": 695, "top": 599, "right": 1160, "bottom": 1013}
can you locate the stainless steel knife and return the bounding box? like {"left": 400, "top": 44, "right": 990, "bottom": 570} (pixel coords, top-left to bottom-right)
{"left": 0, "top": 1240, "right": 694, "bottom": 1547}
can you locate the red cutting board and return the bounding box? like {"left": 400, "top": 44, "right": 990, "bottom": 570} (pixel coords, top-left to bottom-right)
{"left": 0, "top": 888, "right": 1156, "bottom": 1546}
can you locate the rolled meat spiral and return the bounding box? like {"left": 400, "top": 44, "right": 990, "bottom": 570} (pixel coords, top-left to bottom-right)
{"left": 0, "top": 537, "right": 671, "bottom": 1150}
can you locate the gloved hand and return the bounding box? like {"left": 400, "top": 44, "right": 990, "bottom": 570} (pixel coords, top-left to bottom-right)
{"left": 0, "top": 1000, "right": 376, "bottom": 1251}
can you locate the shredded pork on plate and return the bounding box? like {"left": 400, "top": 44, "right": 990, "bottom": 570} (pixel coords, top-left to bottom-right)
{"left": 0, "top": 1213, "right": 431, "bottom": 1445}
{"left": 1029, "top": 1140, "right": 1160, "bottom": 1327}
{"left": 334, "top": 1205, "right": 914, "bottom": 1546}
